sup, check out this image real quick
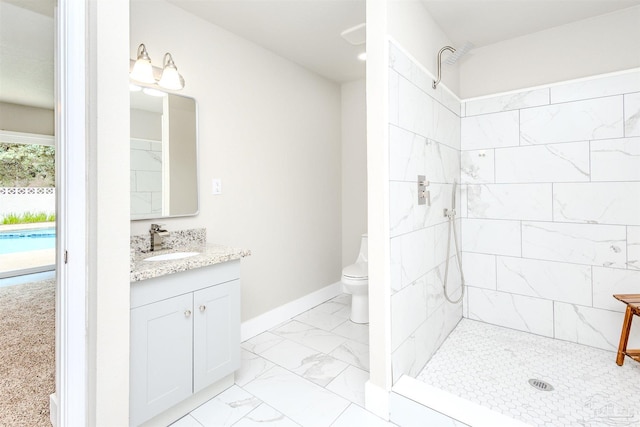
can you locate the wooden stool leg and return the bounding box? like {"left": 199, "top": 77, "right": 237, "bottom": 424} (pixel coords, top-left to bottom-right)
{"left": 616, "top": 306, "right": 634, "bottom": 366}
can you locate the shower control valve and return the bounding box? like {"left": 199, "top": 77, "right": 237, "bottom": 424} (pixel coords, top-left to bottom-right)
{"left": 417, "top": 175, "right": 431, "bottom": 206}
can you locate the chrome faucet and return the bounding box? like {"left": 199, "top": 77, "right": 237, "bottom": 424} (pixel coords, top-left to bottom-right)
{"left": 150, "top": 224, "right": 170, "bottom": 251}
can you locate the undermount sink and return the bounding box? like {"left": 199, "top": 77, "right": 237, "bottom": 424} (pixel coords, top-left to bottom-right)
{"left": 144, "top": 252, "right": 200, "bottom": 262}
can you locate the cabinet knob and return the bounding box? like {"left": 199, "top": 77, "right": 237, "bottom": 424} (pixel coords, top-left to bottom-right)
{"left": 199, "top": 305, "right": 206, "bottom": 312}
{"left": 184, "top": 310, "right": 192, "bottom": 317}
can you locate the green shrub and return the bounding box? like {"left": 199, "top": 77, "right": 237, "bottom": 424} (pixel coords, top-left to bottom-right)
{"left": 1, "top": 212, "right": 56, "bottom": 225}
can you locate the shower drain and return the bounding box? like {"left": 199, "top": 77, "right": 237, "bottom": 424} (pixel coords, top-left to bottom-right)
{"left": 528, "top": 379, "right": 554, "bottom": 391}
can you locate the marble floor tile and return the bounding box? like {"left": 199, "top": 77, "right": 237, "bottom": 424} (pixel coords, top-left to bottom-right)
{"left": 233, "top": 403, "right": 300, "bottom": 427}
{"left": 260, "top": 338, "right": 348, "bottom": 386}
{"left": 331, "top": 404, "right": 399, "bottom": 427}
{"left": 312, "top": 298, "right": 352, "bottom": 319}
{"left": 294, "top": 305, "right": 349, "bottom": 331}
{"left": 326, "top": 365, "right": 369, "bottom": 407}
{"left": 169, "top": 415, "right": 203, "bottom": 427}
{"left": 329, "top": 341, "right": 370, "bottom": 372}
{"left": 331, "top": 320, "right": 369, "bottom": 345}
{"left": 235, "top": 349, "right": 275, "bottom": 387}
{"left": 241, "top": 331, "right": 285, "bottom": 355}
{"left": 243, "top": 366, "right": 351, "bottom": 427}
{"left": 190, "top": 385, "right": 261, "bottom": 427}
{"left": 271, "top": 320, "right": 347, "bottom": 353}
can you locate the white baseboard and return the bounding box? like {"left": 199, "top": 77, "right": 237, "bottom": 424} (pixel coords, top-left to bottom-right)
{"left": 241, "top": 281, "right": 342, "bottom": 341}
{"left": 50, "top": 393, "right": 58, "bottom": 427}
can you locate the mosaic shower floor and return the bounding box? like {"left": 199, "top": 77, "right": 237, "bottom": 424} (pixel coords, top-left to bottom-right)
{"left": 416, "top": 319, "right": 640, "bottom": 427}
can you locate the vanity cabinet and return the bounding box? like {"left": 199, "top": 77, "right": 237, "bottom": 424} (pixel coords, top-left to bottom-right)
{"left": 130, "top": 261, "right": 241, "bottom": 426}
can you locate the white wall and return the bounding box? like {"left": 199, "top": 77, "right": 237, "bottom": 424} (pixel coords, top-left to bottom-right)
{"left": 387, "top": 0, "right": 459, "bottom": 94}
{"left": 341, "top": 79, "right": 367, "bottom": 266}
{"left": 130, "top": 0, "right": 342, "bottom": 322}
{"left": 459, "top": 6, "right": 640, "bottom": 99}
{"left": 86, "top": 0, "right": 131, "bottom": 424}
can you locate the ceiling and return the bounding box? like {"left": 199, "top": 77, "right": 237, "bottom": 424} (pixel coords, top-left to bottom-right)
{"left": 421, "top": 0, "right": 640, "bottom": 48}
{"left": 2, "top": 0, "right": 640, "bottom": 110}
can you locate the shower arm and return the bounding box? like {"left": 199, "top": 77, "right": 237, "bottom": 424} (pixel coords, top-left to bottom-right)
{"left": 432, "top": 46, "right": 456, "bottom": 89}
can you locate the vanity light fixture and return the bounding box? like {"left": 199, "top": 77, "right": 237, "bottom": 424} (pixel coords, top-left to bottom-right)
{"left": 158, "top": 53, "right": 184, "bottom": 90}
{"left": 130, "top": 43, "right": 185, "bottom": 91}
{"left": 130, "top": 44, "right": 155, "bottom": 84}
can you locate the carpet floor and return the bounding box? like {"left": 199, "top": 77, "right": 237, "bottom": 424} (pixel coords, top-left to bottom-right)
{"left": 0, "top": 279, "right": 55, "bottom": 427}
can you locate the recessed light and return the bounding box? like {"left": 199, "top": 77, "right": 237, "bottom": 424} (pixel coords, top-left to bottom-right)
{"left": 357, "top": 52, "right": 366, "bottom": 61}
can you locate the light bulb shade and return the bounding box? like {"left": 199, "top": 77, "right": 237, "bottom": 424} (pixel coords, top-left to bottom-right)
{"left": 158, "top": 53, "right": 184, "bottom": 90}
{"left": 130, "top": 44, "right": 155, "bottom": 84}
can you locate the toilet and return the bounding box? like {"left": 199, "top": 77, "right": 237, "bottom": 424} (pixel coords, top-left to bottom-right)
{"left": 341, "top": 234, "right": 369, "bottom": 324}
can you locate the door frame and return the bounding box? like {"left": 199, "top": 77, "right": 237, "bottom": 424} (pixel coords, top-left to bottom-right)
{"left": 53, "top": 0, "right": 88, "bottom": 425}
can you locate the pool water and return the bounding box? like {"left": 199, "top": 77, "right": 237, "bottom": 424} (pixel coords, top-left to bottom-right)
{"left": 0, "top": 228, "right": 56, "bottom": 255}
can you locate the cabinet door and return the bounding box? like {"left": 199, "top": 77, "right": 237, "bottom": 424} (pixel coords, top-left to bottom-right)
{"left": 193, "top": 280, "right": 240, "bottom": 392}
{"left": 130, "top": 293, "right": 193, "bottom": 426}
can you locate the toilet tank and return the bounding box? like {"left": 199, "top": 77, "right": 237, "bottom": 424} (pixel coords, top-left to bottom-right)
{"left": 357, "top": 234, "right": 368, "bottom": 263}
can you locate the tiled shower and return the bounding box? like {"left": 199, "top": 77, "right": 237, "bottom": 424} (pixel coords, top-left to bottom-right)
{"left": 461, "top": 72, "right": 640, "bottom": 352}
{"left": 386, "top": 37, "right": 640, "bottom": 419}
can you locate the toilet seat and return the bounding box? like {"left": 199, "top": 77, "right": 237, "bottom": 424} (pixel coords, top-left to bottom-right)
{"left": 342, "top": 262, "right": 368, "bottom": 280}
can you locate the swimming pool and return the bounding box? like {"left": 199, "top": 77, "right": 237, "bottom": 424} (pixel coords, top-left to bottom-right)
{"left": 0, "top": 228, "right": 56, "bottom": 255}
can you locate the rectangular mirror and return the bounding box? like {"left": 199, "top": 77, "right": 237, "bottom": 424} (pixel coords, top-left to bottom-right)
{"left": 130, "top": 90, "right": 198, "bottom": 220}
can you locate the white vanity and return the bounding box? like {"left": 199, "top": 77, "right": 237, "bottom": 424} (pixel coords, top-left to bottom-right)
{"left": 129, "top": 230, "right": 250, "bottom": 426}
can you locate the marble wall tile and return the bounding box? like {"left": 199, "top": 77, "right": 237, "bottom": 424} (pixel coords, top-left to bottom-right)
{"left": 391, "top": 276, "right": 428, "bottom": 351}
{"left": 398, "top": 76, "right": 434, "bottom": 139}
{"left": 494, "top": 141, "right": 590, "bottom": 183}
{"left": 462, "top": 252, "right": 496, "bottom": 290}
{"left": 592, "top": 267, "right": 640, "bottom": 312}
{"left": 520, "top": 96, "right": 624, "bottom": 145}
{"left": 390, "top": 228, "right": 436, "bottom": 290}
{"left": 389, "top": 182, "right": 451, "bottom": 237}
{"left": 467, "top": 287, "right": 554, "bottom": 337}
{"left": 130, "top": 139, "right": 150, "bottom": 150}
{"left": 591, "top": 137, "right": 640, "bottom": 182}
{"left": 429, "top": 257, "right": 463, "bottom": 317}
{"left": 389, "top": 42, "right": 413, "bottom": 81}
{"left": 521, "top": 221, "right": 626, "bottom": 267}
{"left": 135, "top": 171, "right": 162, "bottom": 192}
{"left": 496, "top": 256, "right": 592, "bottom": 306}
{"left": 550, "top": 72, "right": 640, "bottom": 104}
{"left": 461, "top": 110, "right": 519, "bottom": 150}
{"left": 130, "top": 192, "right": 151, "bottom": 215}
{"left": 462, "top": 219, "right": 521, "bottom": 257}
{"left": 389, "top": 70, "right": 399, "bottom": 126}
{"left": 628, "top": 226, "right": 640, "bottom": 270}
{"left": 398, "top": 77, "right": 461, "bottom": 149}
{"left": 434, "top": 219, "right": 461, "bottom": 268}
{"left": 554, "top": 302, "right": 640, "bottom": 351}
{"left": 553, "top": 182, "right": 640, "bottom": 226}
{"left": 389, "top": 125, "right": 426, "bottom": 182}
{"left": 426, "top": 139, "right": 460, "bottom": 184}
{"left": 131, "top": 149, "right": 162, "bottom": 171}
{"left": 465, "top": 88, "right": 549, "bottom": 116}
{"left": 151, "top": 141, "right": 162, "bottom": 152}
{"left": 461, "top": 149, "right": 494, "bottom": 184}
{"left": 624, "top": 92, "right": 640, "bottom": 137}
{"left": 467, "top": 183, "right": 552, "bottom": 221}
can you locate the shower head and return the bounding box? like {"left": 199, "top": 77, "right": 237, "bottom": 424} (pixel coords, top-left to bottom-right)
{"left": 443, "top": 41, "right": 474, "bottom": 65}
{"left": 432, "top": 41, "right": 474, "bottom": 89}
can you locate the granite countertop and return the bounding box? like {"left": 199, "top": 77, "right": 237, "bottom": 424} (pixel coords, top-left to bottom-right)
{"left": 130, "top": 243, "right": 251, "bottom": 282}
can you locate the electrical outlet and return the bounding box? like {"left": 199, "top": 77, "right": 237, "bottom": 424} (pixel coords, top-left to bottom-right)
{"left": 212, "top": 179, "right": 222, "bottom": 195}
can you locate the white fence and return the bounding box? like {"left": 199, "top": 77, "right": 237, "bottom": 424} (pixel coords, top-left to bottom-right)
{"left": 0, "top": 187, "right": 55, "bottom": 220}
